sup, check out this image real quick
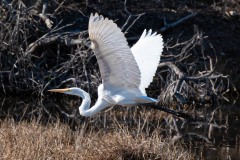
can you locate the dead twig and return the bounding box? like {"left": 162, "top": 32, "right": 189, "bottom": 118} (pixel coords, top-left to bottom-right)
{"left": 160, "top": 13, "right": 198, "bottom": 32}
{"left": 120, "top": 0, "right": 145, "bottom": 33}
{"left": 39, "top": 13, "right": 53, "bottom": 29}
{"left": 36, "top": 0, "right": 53, "bottom": 29}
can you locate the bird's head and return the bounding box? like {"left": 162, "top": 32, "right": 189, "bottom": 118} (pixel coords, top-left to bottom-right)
{"left": 48, "top": 87, "right": 81, "bottom": 96}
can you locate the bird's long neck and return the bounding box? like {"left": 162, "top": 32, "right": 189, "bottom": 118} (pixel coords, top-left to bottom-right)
{"left": 76, "top": 88, "right": 109, "bottom": 117}
{"left": 78, "top": 89, "right": 91, "bottom": 116}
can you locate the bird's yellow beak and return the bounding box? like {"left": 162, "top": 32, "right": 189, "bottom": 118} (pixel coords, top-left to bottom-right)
{"left": 48, "top": 88, "right": 70, "bottom": 93}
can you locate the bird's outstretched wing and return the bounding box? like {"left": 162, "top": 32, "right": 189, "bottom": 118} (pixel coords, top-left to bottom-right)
{"left": 131, "top": 29, "right": 163, "bottom": 95}
{"left": 89, "top": 13, "right": 141, "bottom": 91}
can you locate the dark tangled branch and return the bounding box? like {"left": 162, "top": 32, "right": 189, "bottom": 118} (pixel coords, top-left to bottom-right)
{"left": 157, "top": 27, "right": 230, "bottom": 105}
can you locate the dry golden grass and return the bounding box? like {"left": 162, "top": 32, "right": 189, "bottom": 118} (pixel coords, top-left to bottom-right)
{"left": 0, "top": 118, "right": 194, "bottom": 160}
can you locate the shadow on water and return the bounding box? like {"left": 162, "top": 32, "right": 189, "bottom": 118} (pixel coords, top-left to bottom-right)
{"left": 0, "top": 95, "right": 239, "bottom": 159}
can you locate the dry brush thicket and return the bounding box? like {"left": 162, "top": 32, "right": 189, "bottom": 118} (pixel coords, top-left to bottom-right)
{"left": 0, "top": 0, "right": 239, "bottom": 158}
{"left": 1, "top": 1, "right": 235, "bottom": 103}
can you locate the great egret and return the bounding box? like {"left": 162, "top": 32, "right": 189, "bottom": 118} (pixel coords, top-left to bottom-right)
{"left": 48, "top": 13, "right": 163, "bottom": 117}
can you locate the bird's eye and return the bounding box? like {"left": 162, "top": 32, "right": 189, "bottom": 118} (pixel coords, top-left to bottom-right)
{"left": 68, "top": 88, "right": 72, "bottom": 92}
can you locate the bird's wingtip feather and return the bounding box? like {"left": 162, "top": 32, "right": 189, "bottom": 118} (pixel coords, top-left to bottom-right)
{"left": 140, "top": 29, "right": 147, "bottom": 39}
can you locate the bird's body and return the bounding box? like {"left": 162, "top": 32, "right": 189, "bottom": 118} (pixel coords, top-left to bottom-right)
{"left": 49, "top": 13, "right": 163, "bottom": 117}
{"left": 97, "top": 83, "right": 156, "bottom": 105}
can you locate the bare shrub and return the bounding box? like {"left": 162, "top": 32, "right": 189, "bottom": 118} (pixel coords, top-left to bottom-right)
{"left": 0, "top": 0, "right": 237, "bottom": 149}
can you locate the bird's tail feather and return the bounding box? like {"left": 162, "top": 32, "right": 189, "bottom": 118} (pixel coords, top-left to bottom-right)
{"left": 135, "top": 96, "right": 157, "bottom": 103}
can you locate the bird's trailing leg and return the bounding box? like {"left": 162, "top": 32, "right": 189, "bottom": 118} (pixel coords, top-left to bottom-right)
{"left": 142, "top": 103, "right": 195, "bottom": 121}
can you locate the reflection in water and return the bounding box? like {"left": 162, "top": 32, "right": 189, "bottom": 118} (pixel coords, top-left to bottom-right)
{"left": 192, "top": 105, "right": 240, "bottom": 160}
{"left": 0, "top": 96, "right": 239, "bottom": 159}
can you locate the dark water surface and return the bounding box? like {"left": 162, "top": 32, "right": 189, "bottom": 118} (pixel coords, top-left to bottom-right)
{"left": 194, "top": 105, "right": 240, "bottom": 160}
{"left": 0, "top": 96, "right": 239, "bottom": 159}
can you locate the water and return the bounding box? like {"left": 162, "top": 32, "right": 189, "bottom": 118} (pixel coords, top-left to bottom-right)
{"left": 0, "top": 96, "right": 239, "bottom": 159}
{"left": 191, "top": 105, "right": 240, "bottom": 160}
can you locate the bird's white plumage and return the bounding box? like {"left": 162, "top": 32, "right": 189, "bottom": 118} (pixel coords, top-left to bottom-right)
{"left": 49, "top": 13, "right": 164, "bottom": 117}
{"left": 89, "top": 13, "right": 141, "bottom": 92}
{"left": 131, "top": 29, "right": 163, "bottom": 95}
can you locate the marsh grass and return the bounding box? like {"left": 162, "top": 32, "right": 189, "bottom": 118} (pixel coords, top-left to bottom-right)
{"left": 0, "top": 1, "right": 237, "bottom": 159}
{"left": 0, "top": 117, "right": 194, "bottom": 160}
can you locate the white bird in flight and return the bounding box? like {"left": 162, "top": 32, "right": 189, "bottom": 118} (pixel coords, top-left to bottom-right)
{"left": 48, "top": 13, "right": 163, "bottom": 117}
